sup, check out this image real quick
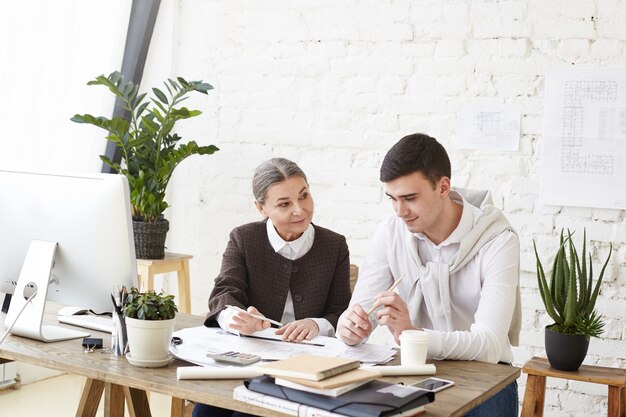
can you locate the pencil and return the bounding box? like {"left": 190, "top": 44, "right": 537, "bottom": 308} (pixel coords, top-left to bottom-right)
{"left": 366, "top": 274, "right": 406, "bottom": 316}
{"left": 225, "top": 305, "right": 284, "bottom": 327}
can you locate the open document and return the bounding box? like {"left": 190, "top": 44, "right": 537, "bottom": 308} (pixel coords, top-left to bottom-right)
{"left": 170, "top": 326, "right": 396, "bottom": 366}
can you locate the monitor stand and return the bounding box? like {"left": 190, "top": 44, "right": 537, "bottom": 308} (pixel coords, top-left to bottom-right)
{"left": 4, "top": 240, "right": 89, "bottom": 342}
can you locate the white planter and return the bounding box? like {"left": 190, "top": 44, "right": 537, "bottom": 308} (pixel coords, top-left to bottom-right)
{"left": 125, "top": 317, "right": 176, "bottom": 363}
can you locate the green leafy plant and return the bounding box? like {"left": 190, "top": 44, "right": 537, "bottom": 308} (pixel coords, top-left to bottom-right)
{"left": 533, "top": 229, "right": 612, "bottom": 338}
{"left": 122, "top": 287, "right": 178, "bottom": 320}
{"left": 71, "top": 71, "right": 219, "bottom": 223}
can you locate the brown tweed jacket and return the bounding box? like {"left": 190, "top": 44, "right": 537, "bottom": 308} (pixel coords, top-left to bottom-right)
{"left": 205, "top": 220, "right": 351, "bottom": 329}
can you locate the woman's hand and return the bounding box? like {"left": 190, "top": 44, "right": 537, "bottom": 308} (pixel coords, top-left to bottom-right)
{"left": 275, "top": 319, "right": 319, "bottom": 342}
{"left": 228, "top": 306, "right": 271, "bottom": 335}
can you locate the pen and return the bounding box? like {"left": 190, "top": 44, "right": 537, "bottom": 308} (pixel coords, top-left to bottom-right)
{"left": 225, "top": 305, "right": 284, "bottom": 327}
{"left": 366, "top": 274, "right": 406, "bottom": 316}
{"left": 243, "top": 334, "right": 325, "bottom": 347}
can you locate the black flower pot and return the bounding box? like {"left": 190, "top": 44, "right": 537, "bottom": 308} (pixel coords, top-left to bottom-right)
{"left": 545, "top": 326, "right": 589, "bottom": 371}
{"left": 132, "top": 218, "right": 169, "bottom": 259}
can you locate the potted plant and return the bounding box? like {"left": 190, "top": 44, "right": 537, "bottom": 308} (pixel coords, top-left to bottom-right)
{"left": 71, "top": 71, "right": 219, "bottom": 259}
{"left": 533, "top": 229, "right": 612, "bottom": 371}
{"left": 122, "top": 287, "right": 178, "bottom": 367}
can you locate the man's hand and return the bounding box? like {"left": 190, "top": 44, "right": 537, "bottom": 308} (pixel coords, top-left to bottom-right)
{"left": 336, "top": 304, "right": 372, "bottom": 346}
{"left": 373, "top": 291, "right": 415, "bottom": 344}
{"left": 228, "top": 306, "right": 271, "bottom": 335}
{"left": 275, "top": 319, "right": 319, "bottom": 342}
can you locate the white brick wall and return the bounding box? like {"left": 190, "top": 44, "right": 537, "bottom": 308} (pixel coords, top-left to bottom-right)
{"left": 152, "top": 1, "right": 626, "bottom": 416}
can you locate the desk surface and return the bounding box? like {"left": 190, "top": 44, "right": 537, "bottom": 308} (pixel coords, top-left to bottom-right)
{"left": 0, "top": 305, "right": 519, "bottom": 417}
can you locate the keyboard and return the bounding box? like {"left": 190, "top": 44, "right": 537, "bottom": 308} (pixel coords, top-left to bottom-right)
{"left": 57, "top": 314, "right": 114, "bottom": 333}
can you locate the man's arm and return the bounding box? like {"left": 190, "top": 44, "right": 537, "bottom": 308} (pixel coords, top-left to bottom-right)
{"left": 337, "top": 220, "right": 395, "bottom": 345}
{"left": 427, "top": 230, "right": 520, "bottom": 363}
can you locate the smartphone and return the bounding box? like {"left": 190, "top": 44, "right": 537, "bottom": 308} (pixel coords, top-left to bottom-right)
{"left": 411, "top": 377, "right": 455, "bottom": 392}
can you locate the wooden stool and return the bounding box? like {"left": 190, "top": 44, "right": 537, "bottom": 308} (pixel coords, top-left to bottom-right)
{"left": 136, "top": 252, "right": 192, "bottom": 314}
{"left": 522, "top": 356, "right": 626, "bottom": 417}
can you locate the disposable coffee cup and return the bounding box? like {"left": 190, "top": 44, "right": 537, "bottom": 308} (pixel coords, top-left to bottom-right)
{"left": 399, "top": 330, "right": 430, "bottom": 366}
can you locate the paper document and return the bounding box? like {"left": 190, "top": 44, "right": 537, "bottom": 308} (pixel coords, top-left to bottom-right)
{"left": 542, "top": 69, "right": 626, "bottom": 209}
{"left": 170, "top": 326, "right": 395, "bottom": 365}
{"left": 456, "top": 104, "right": 521, "bottom": 151}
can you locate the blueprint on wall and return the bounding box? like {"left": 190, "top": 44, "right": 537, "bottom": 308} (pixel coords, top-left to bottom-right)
{"left": 456, "top": 104, "right": 521, "bottom": 151}
{"left": 542, "top": 70, "right": 626, "bottom": 209}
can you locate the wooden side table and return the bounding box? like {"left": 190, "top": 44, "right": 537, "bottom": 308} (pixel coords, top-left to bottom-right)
{"left": 136, "top": 253, "right": 192, "bottom": 314}
{"left": 521, "top": 356, "right": 626, "bottom": 417}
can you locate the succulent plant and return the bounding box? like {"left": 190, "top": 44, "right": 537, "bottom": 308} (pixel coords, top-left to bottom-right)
{"left": 533, "top": 229, "right": 612, "bottom": 338}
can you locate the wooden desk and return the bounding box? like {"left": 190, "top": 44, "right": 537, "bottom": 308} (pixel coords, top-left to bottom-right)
{"left": 0, "top": 306, "right": 520, "bottom": 417}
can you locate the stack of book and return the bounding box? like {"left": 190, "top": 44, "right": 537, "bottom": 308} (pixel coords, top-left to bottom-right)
{"left": 234, "top": 354, "right": 435, "bottom": 417}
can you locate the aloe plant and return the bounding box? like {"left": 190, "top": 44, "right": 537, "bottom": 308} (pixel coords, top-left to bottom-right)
{"left": 533, "top": 229, "right": 611, "bottom": 338}
{"left": 71, "top": 71, "right": 219, "bottom": 223}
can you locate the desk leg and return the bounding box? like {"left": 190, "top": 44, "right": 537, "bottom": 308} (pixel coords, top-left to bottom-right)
{"left": 177, "top": 260, "right": 191, "bottom": 314}
{"left": 76, "top": 378, "right": 105, "bottom": 417}
{"left": 105, "top": 383, "right": 125, "bottom": 417}
{"left": 170, "top": 397, "right": 186, "bottom": 417}
{"left": 521, "top": 374, "right": 546, "bottom": 417}
{"left": 123, "top": 385, "right": 152, "bottom": 417}
{"left": 607, "top": 385, "right": 623, "bottom": 417}
{"left": 621, "top": 385, "right": 626, "bottom": 417}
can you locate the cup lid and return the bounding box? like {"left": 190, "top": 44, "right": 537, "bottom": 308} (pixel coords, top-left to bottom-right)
{"left": 400, "top": 330, "right": 430, "bottom": 342}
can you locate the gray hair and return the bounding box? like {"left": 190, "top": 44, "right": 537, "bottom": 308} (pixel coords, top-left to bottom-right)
{"left": 252, "top": 158, "right": 308, "bottom": 204}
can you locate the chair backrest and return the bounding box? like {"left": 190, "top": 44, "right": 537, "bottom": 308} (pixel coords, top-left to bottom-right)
{"left": 349, "top": 264, "right": 359, "bottom": 292}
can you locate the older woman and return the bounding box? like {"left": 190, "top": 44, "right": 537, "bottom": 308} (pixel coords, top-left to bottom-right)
{"left": 193, "top": 158, "right": 351, "bottom": 417}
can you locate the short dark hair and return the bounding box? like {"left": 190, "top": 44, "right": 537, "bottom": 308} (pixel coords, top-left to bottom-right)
{"left": 380, "top": 133, "right": 451, "bottom": 187}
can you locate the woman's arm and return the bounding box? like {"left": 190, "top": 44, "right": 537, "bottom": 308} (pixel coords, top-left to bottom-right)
{"left": 205, "top": 228, "right": 250, "bottom": 326}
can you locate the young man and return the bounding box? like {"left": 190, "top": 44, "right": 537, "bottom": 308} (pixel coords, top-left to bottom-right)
{"left": 337, "top": 133, "right": 521, "bottom": 416}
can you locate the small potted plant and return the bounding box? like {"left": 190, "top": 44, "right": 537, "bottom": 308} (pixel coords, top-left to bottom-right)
{"left": 71, "top": 71, "right": 219, "bottom": 259}
{"left": 533, "top": 229, "right": 612, "bottom": 371}
{"left": 122, "top": 287, "right": 178, "bottom": 367}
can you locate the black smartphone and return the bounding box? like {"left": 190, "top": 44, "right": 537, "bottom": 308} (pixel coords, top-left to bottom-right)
{"left": 411, "top": 377, "right": 454, "bottom": 392}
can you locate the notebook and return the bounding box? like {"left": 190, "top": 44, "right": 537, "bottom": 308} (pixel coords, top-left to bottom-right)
{"left": 246, "top": 375, "right": 435, "bottom": 417}
{"left": 255, "top": 354, "right": 360, "bottom": 381}
{"left": 274, "top": 377, "right": 372, "bottom": 397}
{"left": 276, "top": 368, "right": 381, "bottom": 389}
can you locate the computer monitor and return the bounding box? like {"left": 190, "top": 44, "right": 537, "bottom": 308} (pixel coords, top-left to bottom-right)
{"left": 0, "top": 170, "right": 137, "bottom": 333}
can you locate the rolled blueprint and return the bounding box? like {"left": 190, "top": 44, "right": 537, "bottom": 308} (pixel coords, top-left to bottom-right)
{"left": 177, "top": 366, "right": 263, "bottom": 380}
{"left": 370, "top": 364, "right": 436, "bottom": 376}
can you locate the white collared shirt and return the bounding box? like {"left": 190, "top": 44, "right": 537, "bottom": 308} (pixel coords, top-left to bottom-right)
{"left": 349, "top": 194, "right": 519, "bottom": 364}
{"left": 218, "top": 219, "right": 335, "bottom": 336}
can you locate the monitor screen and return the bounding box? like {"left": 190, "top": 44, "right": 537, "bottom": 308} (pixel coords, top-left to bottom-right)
{"left": 0, "top": 170, "right": 137, "bottom": 313}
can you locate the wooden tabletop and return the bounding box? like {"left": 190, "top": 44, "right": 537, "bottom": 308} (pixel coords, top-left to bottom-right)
{"left": 0, "top": 305, "right": 520, "bottom": 417}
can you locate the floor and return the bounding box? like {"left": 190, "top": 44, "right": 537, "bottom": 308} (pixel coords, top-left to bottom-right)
{"left": 0, "top": 373, "right": 174, "bottom": 416}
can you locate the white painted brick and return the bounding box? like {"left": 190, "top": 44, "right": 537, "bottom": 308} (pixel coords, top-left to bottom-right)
{"left": 557, "top": 39, "right": 592, "bottom": 62}
{"left": 402, "top": 42, "right": 436, "bottom": 57}
{"left": 590, "top": 39, "right": 623, "bottom": 58}
{"left": 472, "top": 20, "right": 531, "bottom": 38}
{"left": 443, "top": 4, "right": 469, "bottom": 25}
{"left": 434, "top": 40, "right": 465, "bottom": 58}
{"left": 500, "top": 1, "right": 528, "bottom": 21}
{"left": 409, "top": 2, "right": 443, "bottom": 22}
{"left": 470, "top": 2, "right": 499, "bottom": 20}
{"left": 561, "top": 1, "right": 596, "bottom": 19}
{"left": 598, "top": 20, "right": 626, "bottom": 41}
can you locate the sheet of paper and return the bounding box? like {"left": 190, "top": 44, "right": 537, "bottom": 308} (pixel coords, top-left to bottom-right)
{"left": 456, "top": 104, "right": 521, "bottom": 151}
{"left": 170, "top": 326, "right": 395, "bottom": 365}
{"left": 542, "top": 69, "right": 626, "bottom": 209}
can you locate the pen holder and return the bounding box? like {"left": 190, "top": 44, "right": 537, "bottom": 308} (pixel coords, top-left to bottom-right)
{"left": 111, "top": 314, "right": 126, "bottom": 356}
